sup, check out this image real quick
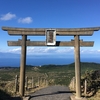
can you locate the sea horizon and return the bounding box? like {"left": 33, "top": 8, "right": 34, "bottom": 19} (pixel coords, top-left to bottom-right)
{"left": 0, "top": 57, "right": 100, "bottom": 67}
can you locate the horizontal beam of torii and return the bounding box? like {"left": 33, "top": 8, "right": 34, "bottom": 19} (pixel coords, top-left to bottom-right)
{"left": 8, "top": 40, "right": 94, "bottom": 46}
{"left": 2, "top": 26, "right": 100, "bottom": 36}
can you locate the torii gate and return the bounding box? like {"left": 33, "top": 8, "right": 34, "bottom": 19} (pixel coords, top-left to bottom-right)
{"left": 2, "top": 27, "right": 100, "bottom": 99}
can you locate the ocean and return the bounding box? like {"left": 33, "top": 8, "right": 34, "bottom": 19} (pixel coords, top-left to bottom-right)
{"left": 0, "top": 57, "right": 100, "bottom": 67}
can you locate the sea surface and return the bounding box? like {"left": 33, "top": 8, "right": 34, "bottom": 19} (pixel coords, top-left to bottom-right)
{"left": 0, "top": 57, "right": 100, "bottom": 67}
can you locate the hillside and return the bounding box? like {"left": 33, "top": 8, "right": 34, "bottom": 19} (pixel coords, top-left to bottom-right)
{"left": 0, "top": 62, "right": 100, "bottom": 100}
{"left": 0, "top": 62, "right": 100, "bottom": 84}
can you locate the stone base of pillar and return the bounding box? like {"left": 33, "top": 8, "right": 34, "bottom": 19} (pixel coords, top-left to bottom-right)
{"left": 70, "top": 95, "right": 87, "bottom": 100}
{"left": 22, "top": 96, "right": 30, "bottom": 100}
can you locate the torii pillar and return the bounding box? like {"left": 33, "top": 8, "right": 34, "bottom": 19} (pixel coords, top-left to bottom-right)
{"left": 19, "top": 35, "right": 27, "bottom": 96}
{"left": 74, "top": 35, "right": 81, "bottom": 99}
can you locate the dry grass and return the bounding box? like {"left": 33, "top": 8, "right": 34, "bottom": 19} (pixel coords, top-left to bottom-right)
{"left": 87, "top": 89, "right": 100, "bottom": 100}
{"left": 0, "top": 62, "right": 100, "bottom": 99}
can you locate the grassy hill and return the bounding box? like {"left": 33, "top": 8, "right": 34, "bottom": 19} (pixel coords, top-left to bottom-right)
{"left": 0, "top": 62, "right": 100, "bottom": 85}
{"left": 0, "top": 62, "right": 100, "bottom": 100}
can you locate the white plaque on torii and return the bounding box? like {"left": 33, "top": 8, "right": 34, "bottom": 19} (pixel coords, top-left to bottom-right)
{"left": 45, "top": 29, "right": 56, "bottom": 45}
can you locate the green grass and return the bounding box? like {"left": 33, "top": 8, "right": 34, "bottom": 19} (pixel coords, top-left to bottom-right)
{"left": 0, "top": 62, "right": 100, "bottom": 99}
{"left": 0, "top": 62, "right": 100, "bottom": 85}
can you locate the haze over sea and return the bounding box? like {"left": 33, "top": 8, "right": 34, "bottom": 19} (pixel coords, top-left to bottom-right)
{"left": 0, "top": 57, "right": 99, "bottom": 67}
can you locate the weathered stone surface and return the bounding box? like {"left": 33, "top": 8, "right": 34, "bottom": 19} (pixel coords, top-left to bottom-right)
{"left": 19, "top": 35, "right": 27, "bottom": 96}
{"left": 70, "top": 95, "right": 87, "bottom": 100}
{"left": 7, "top": 41, "right": 94, "bottom": 46}
{"left": 74, "top": 35, "right": 81, "bottom": 98}
{"left": 2, "top": 26, "right": 100, "bottom": 36}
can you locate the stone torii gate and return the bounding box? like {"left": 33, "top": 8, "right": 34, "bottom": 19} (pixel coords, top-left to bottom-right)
{"left": 2, "top": 27, "right": 100, "bottom": 99}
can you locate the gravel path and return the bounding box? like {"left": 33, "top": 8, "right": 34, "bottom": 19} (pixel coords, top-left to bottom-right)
{"left": 29, "top": 85, "right": 72, "bottom": 100}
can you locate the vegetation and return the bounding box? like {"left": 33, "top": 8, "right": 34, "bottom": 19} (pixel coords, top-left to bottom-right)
{"left": 0, "top": 62, "right": 100, "bottom": 85}
{"left": 0, "top": 62, "right": 100, "bottom": 99}
{"left": 81, "top": 70, "right": 100, "bottom": 97}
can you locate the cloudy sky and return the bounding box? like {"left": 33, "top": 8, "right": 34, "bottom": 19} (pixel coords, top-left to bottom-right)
{"left": 0, "top": 0, "right": 100, "bottom": 58}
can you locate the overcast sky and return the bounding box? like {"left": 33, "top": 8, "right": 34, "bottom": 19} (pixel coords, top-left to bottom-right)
{"left": 0, "top": 0, "right": 100, "bottom": 57}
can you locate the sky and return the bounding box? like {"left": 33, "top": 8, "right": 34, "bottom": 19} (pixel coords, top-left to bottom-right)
{"left": 0, "top": 0, "right": 100, "bottom": 58}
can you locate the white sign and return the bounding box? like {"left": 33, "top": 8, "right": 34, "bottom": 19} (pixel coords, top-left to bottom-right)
{"left": 45, "top": 29, "right": 56, "bottom": 45}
